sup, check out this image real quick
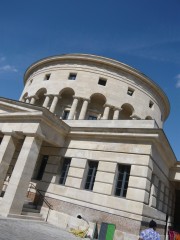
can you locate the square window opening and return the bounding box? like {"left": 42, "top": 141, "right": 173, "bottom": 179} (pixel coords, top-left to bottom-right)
{"left": 127, "top": 88, "right": 134, "bottom": 96}
{"left": 68, "top": 73, "right": 77, "bottom": 80}
{"left": 29, "top": 79, "right": 33, "bottom": 85}
{"left": 44, "top": 74, "right": 51, "bottom": 80}
{"left": 98, "top": 78, "right": 107, "bottom": 86}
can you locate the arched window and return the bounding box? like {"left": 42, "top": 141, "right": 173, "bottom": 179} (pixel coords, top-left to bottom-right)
{"left": 120, "top": 103, "right": 134, "bottom": 120}
{"left": 59, "top": 88, "right": 75, "bottom": 119}
{"left": 87, "top": 93, "right": 106, "bottom": 120}
{"left": 35, "top": 88, "right": 47, "bottom": 106}
{"left": 21, "top": 92, "right": 28, "bottom": 102}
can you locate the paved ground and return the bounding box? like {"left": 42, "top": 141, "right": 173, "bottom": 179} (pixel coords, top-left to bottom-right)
{"left": 0, "top": 217, "right": 88, "bottom": 240}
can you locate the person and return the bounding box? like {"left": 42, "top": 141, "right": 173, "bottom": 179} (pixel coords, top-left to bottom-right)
{"left": 139, "top": 220, "right": 160, "bottom": 240}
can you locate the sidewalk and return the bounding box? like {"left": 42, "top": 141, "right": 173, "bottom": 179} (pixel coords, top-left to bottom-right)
{"left": 0, "top": 217, "right": 85, "bottom": 240}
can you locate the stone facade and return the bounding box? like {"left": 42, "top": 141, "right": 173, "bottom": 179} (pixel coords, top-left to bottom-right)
{"left": 0, "top": 54, "right": 179, "bottom": 239}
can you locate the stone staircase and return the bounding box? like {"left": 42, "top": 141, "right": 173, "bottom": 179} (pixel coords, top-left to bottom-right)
{"left": 8, "top": 198, "right": 45, "bottom": 221}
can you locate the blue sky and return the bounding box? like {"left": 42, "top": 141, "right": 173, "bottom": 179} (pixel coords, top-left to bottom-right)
{"left": 0, "top": 0, "right": 180, "bottom": 160}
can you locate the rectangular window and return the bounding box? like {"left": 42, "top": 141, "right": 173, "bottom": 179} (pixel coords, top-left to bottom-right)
{"left": 156, "top": 180, "right": 164, "bottom": 211}
{"left": 36, "top": 155, "right": 48, "bottom": 180}
{"left": 68, "top": 73, "right": 77, "bottom": 80}
{"left": 88, "top": 115, "right": 97, "bottom": 120}
{"left": 127, "top": 87, "right": 134, "bottom": 96}
{"left": 114, "top": 164, "right": 131, "bottom": 198}
{"left": 0, "top": 137, "right": 2, "bottom": 144}
{"left": 98, "top": 78, "right": 107, "bottom": 86}
{"left": 84, "top": 161, "right": 98, "bottom": 191}
{"left": 162, "top": 187, "right": 168, "bottom": 213}
{"left": 62, "top": 110, "right": 70, "bottom": 120}
{"left": 44, "top": 74, "right": 51, "bottom": 80}
{"left": 59, "top": 158, "right": 71, "bottom": 185}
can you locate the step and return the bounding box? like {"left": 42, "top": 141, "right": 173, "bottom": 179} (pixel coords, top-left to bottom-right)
{"left": 21, "top": 211, "right": 42, "bottom": 217}
{"left": 23, "top": 203, "right": 37, "bottom": 209}
{"left": 8, "top": 214, "right": 45, "bottom": 221}
{"left": 22, "top": 207, "right": 40, "bottom": 213}
{"left": 24, "top": 199, "right": 35, "bottom": 204}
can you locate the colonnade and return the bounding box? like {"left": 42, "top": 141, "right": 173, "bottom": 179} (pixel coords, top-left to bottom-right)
{"left": 0, "top": 132, "right": 42, "bottom": 216}
{"left": 24, "top": 94, "right": 131, "bottom": 120}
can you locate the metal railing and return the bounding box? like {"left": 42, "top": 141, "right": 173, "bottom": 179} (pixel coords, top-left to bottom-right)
{"left": 27, "top": 182, "right": 53, "bottom": 221}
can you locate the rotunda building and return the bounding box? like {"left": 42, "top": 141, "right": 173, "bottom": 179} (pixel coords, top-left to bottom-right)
{"left": 0, "top": 54, "right": 179, "bottom": 240}
{"left": 21, "top": 54, "right": 169, "bottom": 127}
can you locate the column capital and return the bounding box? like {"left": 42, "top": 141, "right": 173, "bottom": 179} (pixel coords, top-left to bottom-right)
{"left": 25, "top": 133, "right": 45, "bottom": 142}
{"left": 73, "top": 95, "right": 81, "bottom": 100}
{"left": 82, "top": 98, "right": 90, "bottom": 102}
{"left": 2, "top": 131, "right": 24, "bottom": 139}
{"left": 103, "top": 103, "right": 113, "bottom": 108}
{"left": 3, "top": 132, "right": 45, "bottom": 142}
{"left": 29, "top": 95, "right": 39, "bottom": 100}
{"left": 52, "top": 94, "right": 61, "bottom": 99}
{"left": 44, "top": 93, "right": 52, "bottom": 97}
{"left": 113, "top": 107, "right": 122, "bottom": 111}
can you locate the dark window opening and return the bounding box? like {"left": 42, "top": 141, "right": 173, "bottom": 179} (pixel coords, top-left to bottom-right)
{"left": 0, "top": 137, "right": 2, "bottom": 144}
{"left": 68, "top": 73, "right": 77, "bottom": 80}
{"left": 62, "top": 110, "right": 70, "bottom": 120}
{"left": 115, "top": 164, "right": 131, "bottom": 198}
{"left": 88, "top": 115, "right": 97, "bottom": 120}
{"left": 44, "top": 74, "right": 51, "bottom": 80}
{"left": 59, "top": 158, "right": 71, "bottom": 185}
{"left": 84, "top": 161, "right": 98, "bottom": 191}
{"left": 149, "top": 101, "right": 154, "bottom": 108}
{"left": 36, "top": 155, "right": 48, "bottom": 180}
{"left": 127, "top": 88, "right": 134, "bottom": 96}
{"left": 98, "top": 78, "right": 107, "bottom": 86}
{"left": 29, "top": 79, "right": 33, "bottom": 85}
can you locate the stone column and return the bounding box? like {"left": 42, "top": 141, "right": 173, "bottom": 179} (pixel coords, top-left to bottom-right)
{"left": 30, "top": 95, "right": 37, "bottom": 104}
{"left": 42, "top": 95, "right": 51, "bottom": 108}
{"left": 79, "top": 99, "right": 89, "bottom": 120}
{"left": 102, "top": 105, "right": 111, "bottom": 120}
{"left": 113, "top": 107, "right": 121, "bottom": 120}
{"left": 0, "top": 135, "right": 18, "bottom": 194}
{"left": 0, "top": 136, "right": 42, "bottom": 217}
{"left": 68, "top": 97, "right": 80, "bottom": 120}
{"left": 49, "top": 95, "right": 59, "bottom": 113}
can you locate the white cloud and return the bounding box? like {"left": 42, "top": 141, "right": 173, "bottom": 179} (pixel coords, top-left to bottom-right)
{"left": 0, "top": 64, "right": 18, "bottom": 73}
{"left": 175, "top": 74, "right": 180, "bottom": 88}
{"left": 0, "top": 55, "right": 18, "bottom": 73}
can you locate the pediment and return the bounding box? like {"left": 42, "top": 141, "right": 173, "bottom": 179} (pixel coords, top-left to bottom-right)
{"left": 0, "top": 97, "right": 40, "bottom": 114}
